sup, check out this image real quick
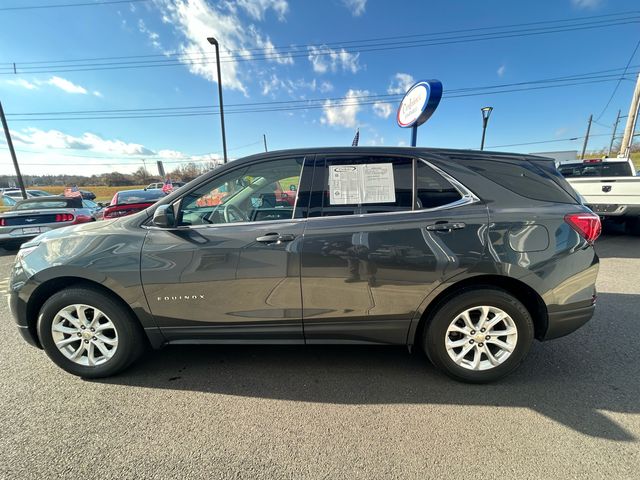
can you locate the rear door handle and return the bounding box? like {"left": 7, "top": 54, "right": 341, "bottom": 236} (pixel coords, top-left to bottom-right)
{"left": 256, "top": 232, "right": 296, "bottom": 243}
{"left": 426, "top": 222, "right": 466, "bottom": 232}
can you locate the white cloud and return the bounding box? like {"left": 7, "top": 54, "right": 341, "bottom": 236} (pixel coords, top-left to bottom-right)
{"left": 497, "top": 65, "right": 506, "bottom": 77}
{"left": 11, "top": 128, "right": 155, "bottom": 156}
{"left": 47, "top": 76, "right": 88, "bottom": 94}
{"left": 235, "top": 0, "right": 288, "bottom": 21}
{"left": 342, "top": 0, "right": 367, "bottom": 16}
{"left": 5, "top": 79, "right": 38, "bottom": 90}
{"left": 387, "top": 73, "right": 415, "bottom": 94}
{"left": 138, "top": 18, "right": 162, "bottom": 49}
{"left": 571, "top": 0, "right": 601, "bottom": 9}
{"left": 372, "top": 101, "right": 393, "bottom": 119}
{"left": 5, "top": 76, "right": 102, "bottom": 96}
{"left": 154, "top": 0, "right": 292, "bottom": 94}
{"left": 308, "top": 45, "right": 361, "bottom": 74}
{"left": 319, "top": 81, "right": 333, "bottom": 93}
{"left": 249, "top": 26, "right": 294, "bottom": 65}
{"left": 321, "top": 89, "right": 368, "bottom": 128}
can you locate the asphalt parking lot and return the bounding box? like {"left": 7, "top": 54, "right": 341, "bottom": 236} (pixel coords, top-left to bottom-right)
{"left": 0, "top": 231, "right": 638, "bottom": 479}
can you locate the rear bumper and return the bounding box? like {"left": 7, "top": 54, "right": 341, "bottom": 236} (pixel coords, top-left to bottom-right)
{"left": 0, "top": 233, "right": 39, "bottom": 244}
{"left": 586, "top": 203, "right": 640, "bottom": 217}
{"left": 542, "top": 304, "right": 595, "bottom": 340}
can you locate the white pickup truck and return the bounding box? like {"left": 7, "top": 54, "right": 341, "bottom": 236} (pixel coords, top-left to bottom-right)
{"left": 558, "top": 158, "right": 640, "bottom": 235}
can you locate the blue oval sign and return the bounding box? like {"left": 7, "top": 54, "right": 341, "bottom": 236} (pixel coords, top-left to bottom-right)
{"left": 397, "top": 80, "right": 443, "bottom": 128}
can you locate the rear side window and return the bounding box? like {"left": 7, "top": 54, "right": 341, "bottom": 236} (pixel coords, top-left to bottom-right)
{"left": 309, "top": 156, "right": 463, "bottom": 217}
{"left": 453, "top": 156, "right": 577, "bottom": 204}
{"left": 416, "top": 161, "right": 463, "bottom": 208}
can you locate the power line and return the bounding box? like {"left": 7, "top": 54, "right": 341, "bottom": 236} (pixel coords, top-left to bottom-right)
{"left": 7, "top": 65, "right": 638, "bottom": 118}
{"left": 0, "top": 0, "right": 149, "bottom": 12}
{"left": 1, "top": 17, "right": 639, "bottom": 74}
{"left": 486, "top": 133, "right": 611, "bottom": 149}
{"left": 595, "top": 38, "right": 640, "bottom": 122}
{"left": 4, "top": 72, "right": 637, "bottom": 122}
{"left": 5, "top": 10, "right": 636, "bottom": 65}
{"left": 3, "top": 10, "right": 638, "bottom": 67}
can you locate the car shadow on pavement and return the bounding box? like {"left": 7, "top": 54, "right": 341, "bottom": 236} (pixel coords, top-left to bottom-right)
{"left": 597, "top": 228, "right": 640, "bottom": 259}
{"left": 95, "top": 291, "right": 640, "bottom": 442}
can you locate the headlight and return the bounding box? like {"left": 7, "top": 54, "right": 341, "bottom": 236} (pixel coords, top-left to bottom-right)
{"left": 15, "top": 245, "right": 38, "bottom": 262}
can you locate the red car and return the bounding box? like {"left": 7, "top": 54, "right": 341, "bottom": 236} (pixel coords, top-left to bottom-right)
{"left": 104, "top": 189, "right": 166, "bottom": 219}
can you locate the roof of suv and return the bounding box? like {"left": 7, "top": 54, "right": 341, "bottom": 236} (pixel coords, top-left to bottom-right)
{"left": 230, "top": 146, "right": 554, "bottom": 164}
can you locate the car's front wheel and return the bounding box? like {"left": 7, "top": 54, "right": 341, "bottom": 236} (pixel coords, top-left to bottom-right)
{"left": 423, "top": 288, "right": 534, "bottom": 383}
{"left": 37, "top": 288, "right": 145, "bottom": 378}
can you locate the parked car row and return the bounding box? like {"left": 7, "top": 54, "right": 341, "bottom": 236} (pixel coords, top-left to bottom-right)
{"left": 0, "top": 188, "right": 96, "bottom": 200}
{"left": 0, "top": 185, "right": 187, "bottom": 248}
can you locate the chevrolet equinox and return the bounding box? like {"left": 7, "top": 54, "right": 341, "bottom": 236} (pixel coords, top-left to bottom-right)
{"left": 8, "top": 147, "right": 601, "bottom": 383}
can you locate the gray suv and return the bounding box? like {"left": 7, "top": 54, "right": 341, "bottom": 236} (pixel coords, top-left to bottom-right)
{"left": 7, "top": 147, "right": 601, "bottom": 383}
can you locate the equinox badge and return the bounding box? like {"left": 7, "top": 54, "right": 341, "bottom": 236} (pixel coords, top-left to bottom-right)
{"left": 157, "top": 295, "right": 206, "bottom": 302}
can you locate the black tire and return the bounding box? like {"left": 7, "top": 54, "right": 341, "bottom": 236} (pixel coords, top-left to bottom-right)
{"left": 37, "top": 287, "right": 146, "bottom": 378}
{"left": 423, "top": 288, "right": 534, "bottom": 383}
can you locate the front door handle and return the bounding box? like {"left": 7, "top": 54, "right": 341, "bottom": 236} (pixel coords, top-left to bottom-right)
{"left": 426, "top": 222, "right": 466, "bottom": 232}
{"left": 256, "top": 232, "right": 296, "bottom": 243}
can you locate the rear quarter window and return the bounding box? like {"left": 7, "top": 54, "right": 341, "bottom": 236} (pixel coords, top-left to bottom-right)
{"left": 453, "top": 156, "right": 577, "bottom": 204}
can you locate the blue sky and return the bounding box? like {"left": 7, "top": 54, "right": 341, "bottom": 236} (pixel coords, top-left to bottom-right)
{"left": 0, "top": 0, "right": 639, "bottom": 176}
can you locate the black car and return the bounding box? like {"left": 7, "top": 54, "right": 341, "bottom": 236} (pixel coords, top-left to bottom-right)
{"left": 7, "top": 147, "right": 600, "bottom": 383}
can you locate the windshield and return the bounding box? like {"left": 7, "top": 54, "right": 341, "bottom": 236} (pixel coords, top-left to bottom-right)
{"left": 116, "top": 190, "right": 165, "bottom": 205}
{"left": 559, "top": 162, "right": 632, "bottom": 177}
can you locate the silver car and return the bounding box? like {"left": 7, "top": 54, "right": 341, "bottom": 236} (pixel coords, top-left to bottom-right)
{"left": 0, "top": 196, "right": 95, "bottom": 248}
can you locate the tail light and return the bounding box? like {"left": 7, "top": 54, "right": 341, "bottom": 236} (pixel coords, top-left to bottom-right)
{"left": 55, "top": 213, "right": 74, "bottom": 222}
{"left": 72, "top": 214, "right": 93, "bottom": 224}
{"left": 0, "top": 218, "right": 5, "bottom": 226}
{"left": 564, "top": 212, "right": 601, "bottom": 243}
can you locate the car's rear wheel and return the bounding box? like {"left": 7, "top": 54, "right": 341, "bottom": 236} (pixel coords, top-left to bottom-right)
{"left": 37, "top": 288, "right": 145, "bottom": 378}
{"left": 423, "top": 288, "right": 534, "bottom": 383}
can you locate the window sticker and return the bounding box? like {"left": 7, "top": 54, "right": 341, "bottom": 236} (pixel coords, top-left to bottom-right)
{"left": 329, "top": 163, "right": 396, "bottom": 205}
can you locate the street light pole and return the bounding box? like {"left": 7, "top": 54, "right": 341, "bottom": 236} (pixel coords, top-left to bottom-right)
{"left": 207, "top": 37, "right": 228, "bottom": 164}
{"left": 480, "top": 106, "right": 493, "bottom": 151}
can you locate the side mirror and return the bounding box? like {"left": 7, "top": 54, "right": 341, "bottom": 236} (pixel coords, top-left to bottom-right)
{"left": 153, "top": 204, "right": 175, "bottom": 228}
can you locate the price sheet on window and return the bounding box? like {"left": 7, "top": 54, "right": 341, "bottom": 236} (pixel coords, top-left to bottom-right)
{"left": 329, "top": 163, "right": 396, "bottom": 205}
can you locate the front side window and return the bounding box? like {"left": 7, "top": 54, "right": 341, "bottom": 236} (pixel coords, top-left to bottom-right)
{"left": 177, "top": 157, "right": 303, "bottom": 226}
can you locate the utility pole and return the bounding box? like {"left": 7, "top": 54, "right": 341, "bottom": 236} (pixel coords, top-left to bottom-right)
{"left": 263, "top": 133, "right": 268, "bottom": 152}
{"left": 580, "top": 114, "right": 592, "bottom": 160}
{"left": 620, "top": 73, "right": 640, "bottom": 158}
{"left": 0, "top": 101, "right": 27, "bottom": 199}
{"left": 608, "top": 109, "right": 621, "bottom": 157}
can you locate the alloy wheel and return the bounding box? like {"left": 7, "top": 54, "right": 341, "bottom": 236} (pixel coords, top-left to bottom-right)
{"left": 51, "top": 304, "right": 119, "bottom": 367}
{"left": 444, "top": 305, "right": 518, "bottom": 371}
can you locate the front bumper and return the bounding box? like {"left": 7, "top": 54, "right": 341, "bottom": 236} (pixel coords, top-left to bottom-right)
{"left": 8, "top": 290, "right": 41, "bottom": 348}
{"left": 543, "top": 304, "right": 596, "bottom": 340}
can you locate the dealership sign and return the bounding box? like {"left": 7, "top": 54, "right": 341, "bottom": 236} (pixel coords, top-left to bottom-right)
{"left": 397, "top": 80, "right": 443, "bottom": 129}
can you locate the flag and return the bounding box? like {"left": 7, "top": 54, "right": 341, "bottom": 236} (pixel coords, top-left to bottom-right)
{"left": 162, "top": 177, "right": 173, "bottom": 194}
{"left": 351, "top": 128, "right": 360, "bottom": 146}
{"left": 64, "top": 185, "right": 82, "bottom": 198}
